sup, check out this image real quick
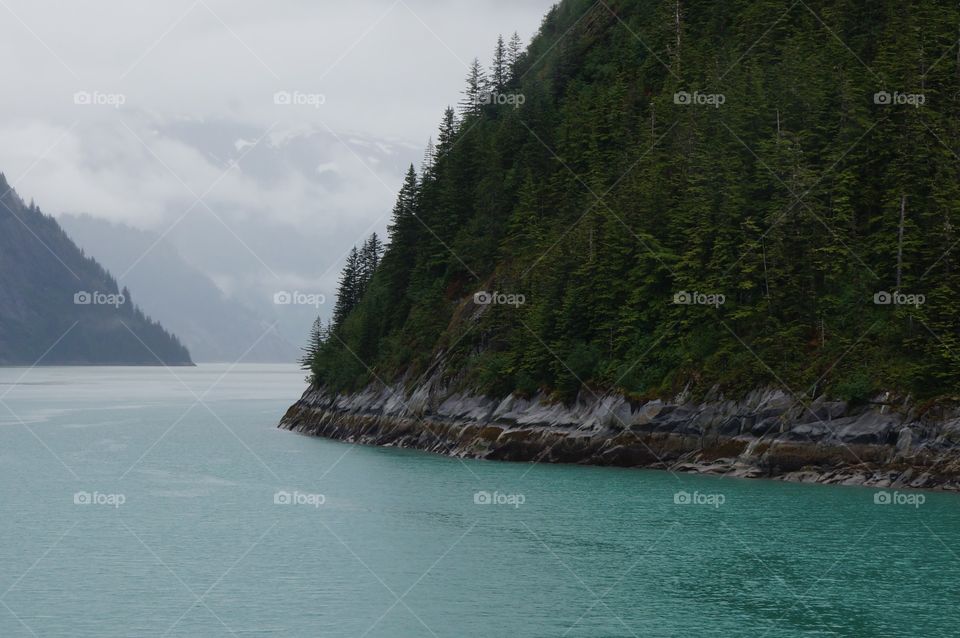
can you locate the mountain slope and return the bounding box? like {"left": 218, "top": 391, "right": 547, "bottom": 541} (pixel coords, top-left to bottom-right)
{"left": 0, "top": 176, "right": 192, "bottom": 365}
{"left": 310, "top": 0, "right": 960, "bottom": 405}
{"left": 59, "top": 214, "right": 299, "bottom": 363}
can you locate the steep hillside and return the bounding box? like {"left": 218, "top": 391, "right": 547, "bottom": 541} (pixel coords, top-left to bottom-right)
{"left": 0, "top": 175, "right": 192, "bottom": 365}
{"left": 60, "top": 214, "right": 299, "bottom": 363}
{"left": 309, "top": 0, "right": 960, "bottom": 406}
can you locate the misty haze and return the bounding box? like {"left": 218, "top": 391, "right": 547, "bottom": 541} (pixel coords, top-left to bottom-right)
{"left": 2, "top": 1, "right": 960, "bottom": 636}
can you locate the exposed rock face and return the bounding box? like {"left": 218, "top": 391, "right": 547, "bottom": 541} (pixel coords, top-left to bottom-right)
{"left": 279, "top": 383, "right": 960, "bottom": 491}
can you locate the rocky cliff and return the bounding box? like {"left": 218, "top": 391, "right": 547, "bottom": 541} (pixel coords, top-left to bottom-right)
{"left": 280, "top": 380, "right": 960, "bottom": 491}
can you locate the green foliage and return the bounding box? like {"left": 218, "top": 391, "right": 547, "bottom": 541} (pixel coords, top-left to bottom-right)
{"left": 308, "top": 0, "right": 960, "bottom": 403}
{"left": 834, "top": 369, "right": 876, "bottom": 405}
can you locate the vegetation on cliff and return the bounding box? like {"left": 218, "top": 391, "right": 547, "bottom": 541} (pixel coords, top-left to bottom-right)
{"left": 0, "top": 175, "right": 192, "bottom": 365}
{"left": 307, "top": 0, "right": 960, "bottom": 403}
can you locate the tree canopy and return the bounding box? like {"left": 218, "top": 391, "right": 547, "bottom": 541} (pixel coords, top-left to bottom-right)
{"left": 306, "top": 0, "right": 960, "bottom": 405}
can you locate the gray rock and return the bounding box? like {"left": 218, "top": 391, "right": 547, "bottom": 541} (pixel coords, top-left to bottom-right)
{"left": 833, "top": 413, "right": 899, "bottom": 445}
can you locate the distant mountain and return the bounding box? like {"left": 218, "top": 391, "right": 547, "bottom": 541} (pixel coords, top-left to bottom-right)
{"left": 0, "top": 175, "right": 191, "bottom": 365}
{"left": 38, "top": 118, "right": 420, "bottom": 356}
{"left": 59, "top": 214, "right": 300, "bottom": 363}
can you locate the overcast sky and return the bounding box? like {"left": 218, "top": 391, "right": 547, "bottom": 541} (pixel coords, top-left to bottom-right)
{"left": 0, "top": 0, "right": 555, "bottom": 341}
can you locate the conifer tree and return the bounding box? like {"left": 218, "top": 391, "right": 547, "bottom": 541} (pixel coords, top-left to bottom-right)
{"left": 421, "top": 137, "right": 435, "bottom": 176}
{"left": 507, "top": 32, "right": 523, "bottom": 79}
{"left": 332, "top": 247, "right": 361, "bottom": 329}
{"left": 380, "top": 165, "right": 420, "bottom": 300}
{"left": 458, "top": 58, "right": 487, "bottom": 117}
{"left": 358, "top": 232, "right": 384, "bottom": 296}
{"left": 435, "top": 108, "right": 457, "bottom": 159}
{"left": 300, "top": 316, "right": 324, "bottom": 369}
{"left": 491, "top": 35, "right": 507, "bottom": 90}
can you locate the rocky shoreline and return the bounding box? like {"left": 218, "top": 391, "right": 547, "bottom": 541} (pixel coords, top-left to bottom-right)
{"left": 279, "top": 383, "right": 960, "bottom": 491}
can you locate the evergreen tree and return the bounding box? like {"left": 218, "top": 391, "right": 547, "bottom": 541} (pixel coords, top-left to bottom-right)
{"left": 421, "top": 137, "right": 435, "bottom": 176}
{"left": 491, "top": 35, "right": 507, "bottom": 90}
{"left": 300, "top": 316, "right": 324, "bottom": 369}
{"left": 458, "top": 58, "right": 487, "bottom": 117}
{"left": 358, "top": 232, "right": 384, "bottom": 297}
{"left": 507, "top": 32, "right": 523, "bottom": 80}
{"left": 332, "top": 247, "right": 361, "bottom": 329}
{"left": 436, "top": 108, "right": 457, "bottom": 158}
{"left": 380, "top": 165, "right": 420, "bottom": 309}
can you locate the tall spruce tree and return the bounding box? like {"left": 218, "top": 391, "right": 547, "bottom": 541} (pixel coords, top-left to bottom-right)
{"left": 332, "top": 247, "right": 361, "bottom": 330}
{"left": 300, "top": 316, "right": 324, "bottom": 370}
{"left": 436, "top": 108, "right": 457, "bottom": 158}
{"left": 507, "top": 32, "right": 523, "bottom": 80}
{"left": 358, "top": 232, "right": 384, "bottom": 295}
{"left": 421, "top": 137, "right": 435, "bottom": 176}
{"left": 491, "top": 35, "right": 507, "bottom": 90}
{"left": 458, "top": 58, "right": 487, "bottom": 117}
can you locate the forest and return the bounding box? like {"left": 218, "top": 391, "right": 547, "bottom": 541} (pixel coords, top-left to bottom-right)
{"left": 0, "top": 174, "right": 192, "bottom": 365}
{"left": 306, "top": 0, "right": 960, "bottom": 405}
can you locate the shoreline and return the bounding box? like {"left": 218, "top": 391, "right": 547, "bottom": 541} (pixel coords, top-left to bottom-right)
{"left": 278, "top": 384, "right": 960, "bottom": 491}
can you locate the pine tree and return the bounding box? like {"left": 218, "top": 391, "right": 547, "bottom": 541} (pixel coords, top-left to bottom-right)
{"left": 358, "top": 232, "right": 384, "bottom": 297}
{"left": 458, "top": 58, "right": 487, "bottom": 117}
{"left": 333, "top": 247, "right": 361, "bottom": 329}
{"left": 507, "top": 32, "right": 523, "bottom": 80}
{"left": 421, "top": 137, "right": 435, "bottom": 176}
{"left": 300, "top": 316, "right": 324, "bottom": 369}
{"left": 380, "top": 166, "right": 420, "bottom": 301}
{"left": 491, "top": 35, "right": 507, "bottom": 91}
{"left": 435, "top": 108, "right": 457, "bottom": 160}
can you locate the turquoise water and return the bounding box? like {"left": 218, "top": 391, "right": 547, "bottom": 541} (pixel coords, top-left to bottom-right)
{"left": 0, "top": 364, "right": 957, "bottom": 637}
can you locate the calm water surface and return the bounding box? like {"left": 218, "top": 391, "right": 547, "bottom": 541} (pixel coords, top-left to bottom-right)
{"left": 0, "top": 364, "right": 957, "bottom": 637}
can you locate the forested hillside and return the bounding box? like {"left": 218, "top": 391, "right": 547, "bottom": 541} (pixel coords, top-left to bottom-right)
{"left": 0, "top": 175, "right": 192, "bottom": 365}
{"left": 60, "top": 214, "right": 299, "bottom": 363}
{"left": 308, "top": 0, "right": 960, "bottom": 404}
